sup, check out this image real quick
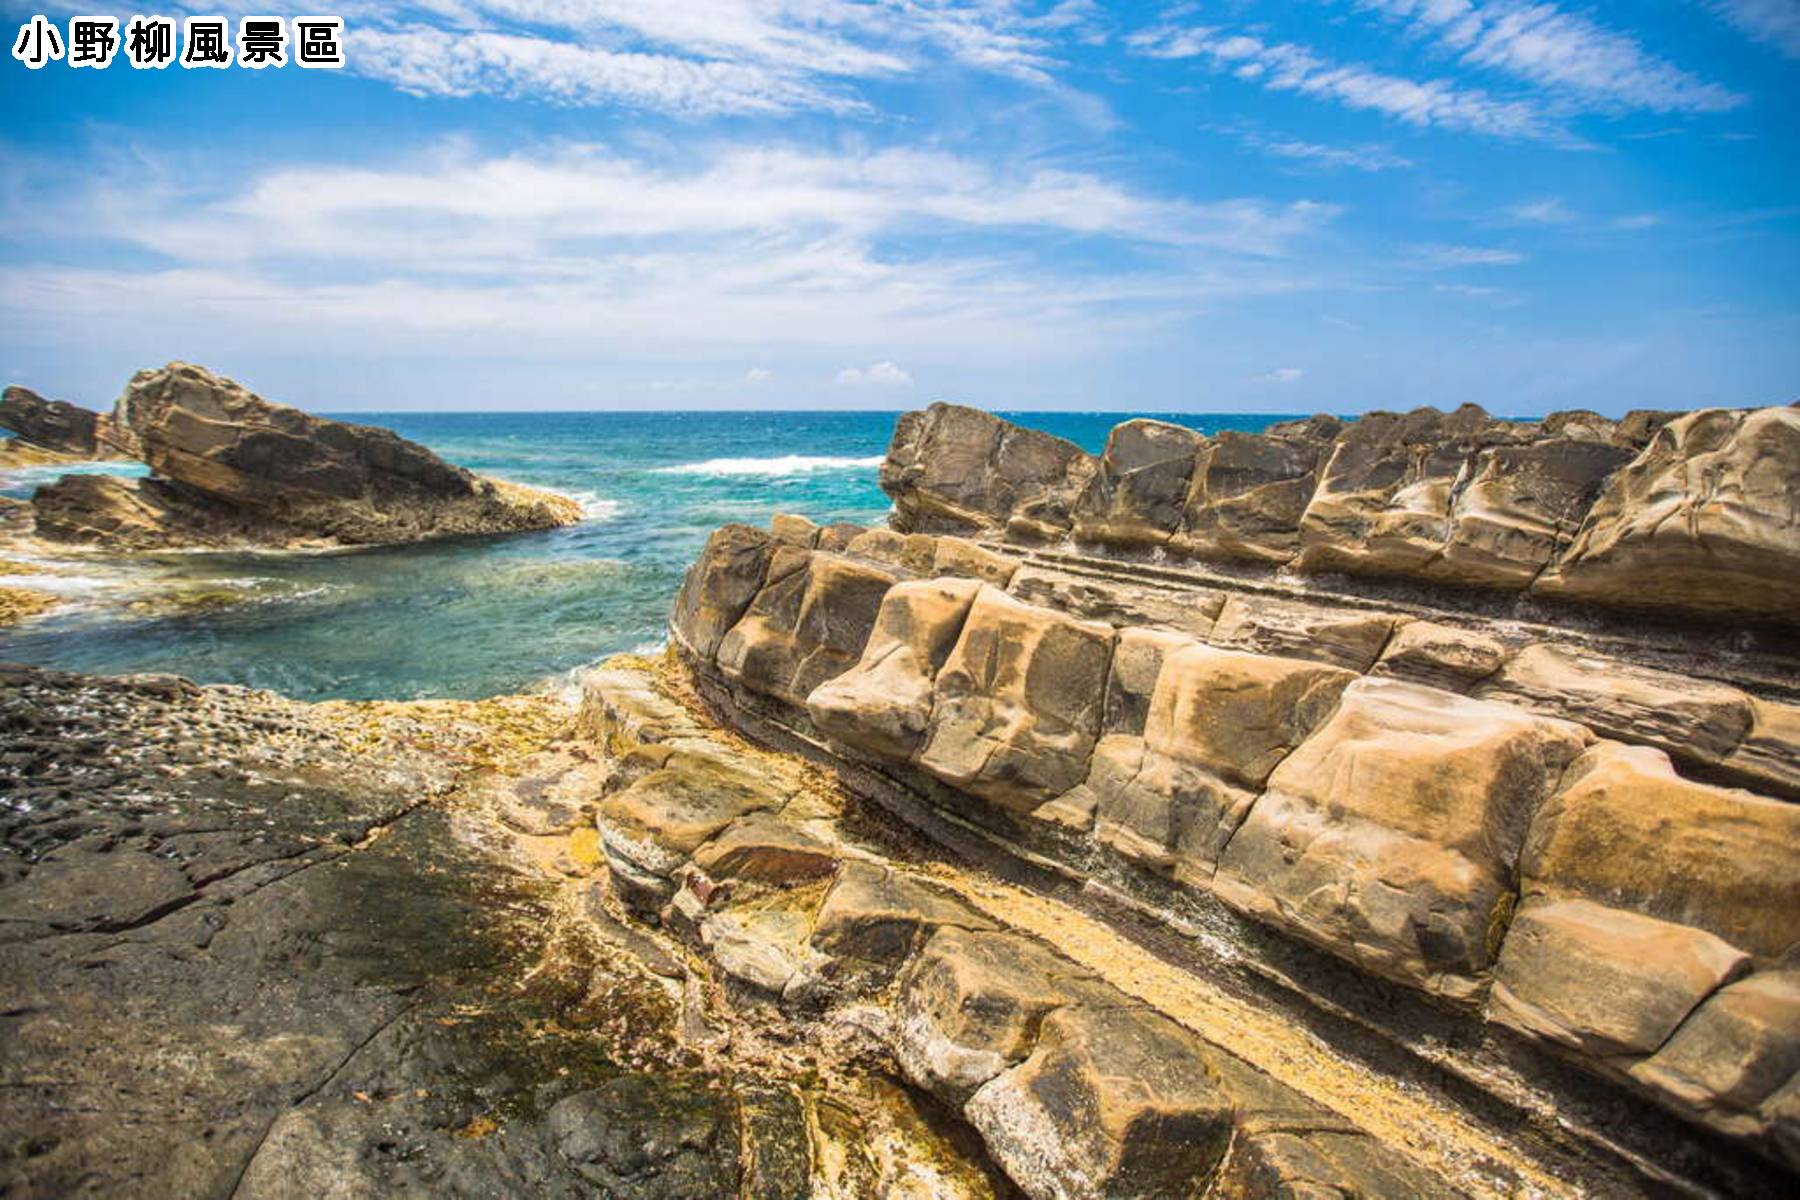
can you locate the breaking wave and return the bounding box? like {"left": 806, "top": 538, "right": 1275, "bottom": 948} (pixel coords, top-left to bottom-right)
{"left": 651, "top": 454, "right": 883, "bottom": 477}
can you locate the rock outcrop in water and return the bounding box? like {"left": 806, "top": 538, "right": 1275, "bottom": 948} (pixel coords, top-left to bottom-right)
{"left": 640, "top": 402, "right": 1800, "bottom": 1197}
{"left": 0, "top": 384, "right": 138, "bottom": 460}
{"left": 13, "top": 363, "right": 581, "bottom": 551}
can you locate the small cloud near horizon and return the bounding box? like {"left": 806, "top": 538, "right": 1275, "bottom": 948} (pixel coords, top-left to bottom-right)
{"left": 1254, "top": 367, "right": 1305, "bottom": 384}
{"left": 836, "top": 361, "right": 914, "bottom": 386}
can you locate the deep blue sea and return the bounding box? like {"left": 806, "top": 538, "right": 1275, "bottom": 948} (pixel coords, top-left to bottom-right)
{"left": 0, "top": 411, "right": 1291, "bottom": 701}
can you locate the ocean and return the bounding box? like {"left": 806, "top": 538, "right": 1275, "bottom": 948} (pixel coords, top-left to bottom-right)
{"left": 0, "top": 410, "right": 1291, "bottom": 701}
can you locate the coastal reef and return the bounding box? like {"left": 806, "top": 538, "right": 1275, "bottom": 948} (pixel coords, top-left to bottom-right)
{"left": 3, "top": 363, "right": 580, "bottom": 551}
{"left": 4, "top": 401, "right": 1797, "bottom": 1199}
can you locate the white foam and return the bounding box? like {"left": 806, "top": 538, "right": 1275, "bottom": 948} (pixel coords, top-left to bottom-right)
{"left": 565, "top": 490, "right": 623, "bottom": 521}
{"left": 651, "top": 454, "right": 883, "bottom": 477}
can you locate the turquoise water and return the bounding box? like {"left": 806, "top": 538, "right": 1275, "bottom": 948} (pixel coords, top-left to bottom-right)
{"left": 0, "top": 411, "right": 1290, "bottom": 700}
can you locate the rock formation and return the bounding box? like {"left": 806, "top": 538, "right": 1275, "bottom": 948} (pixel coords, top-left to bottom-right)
{"left": 14, "top": 363, "right": 581, "bottom": 551}
{"left": 884, "top": 399, "right": 1799, "bottom": 623}
{"left": 0, "top": 384, "right": 138, "bottom": 459}
{"left": 638, "top": 402, "right": 1800, "bottom": 1196}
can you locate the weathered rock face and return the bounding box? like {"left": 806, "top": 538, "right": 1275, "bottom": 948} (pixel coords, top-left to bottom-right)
{"left": 0, "top": 384, "right": 137, "bottom": 458}
{"left": 882, "top": 402, "right": 1095, "bottom": 537}
{"left": 28, "top": 363, "right": 581, "bottom": 551}
{"left": 879, "top": 399, "right": 1800, "bottom": 625}
{"left": 1535, "top": 405, "right": 1800, "bottom": 621}
{"left": 666, "top": 446, "right": 1800, "bottom": 1184}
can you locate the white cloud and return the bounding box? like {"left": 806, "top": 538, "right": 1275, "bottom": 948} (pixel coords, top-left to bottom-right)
{"left": 1506, "top": 197, "right": 1573, "bottom": 223}
{"left": 1412, "top": 243, "right": 1527, "bottom": 267}
{"left": 1352, "top": 0, "right": 1743, "bottom": 112}
{"left": 1434, "top": 281, "right": 1526, "bottom": 305}
{"left": 744, "top": 366, "right": 773, "bottom": 383}
{"left": 836, "top": 360, "right": 913, "bottom": 386}
{"left": 1254, "top": 366, "right": 1305, "bottom": 383}
{"left": 1127, "top": 25, "right": 1560, "bottom": 140}
{"left": 0, "top": 140, "right": 1335, "bottom": 367}
{"left": 1710, "top": 0, "right": 1800, "bottom": 58}
{"left": 1249, "top": 136, "right": 1415, "bottom": 171}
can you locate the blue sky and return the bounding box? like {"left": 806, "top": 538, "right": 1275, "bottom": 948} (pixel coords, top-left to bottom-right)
{"left": 2, "top": 1, "right": 1796, "bottom": 415}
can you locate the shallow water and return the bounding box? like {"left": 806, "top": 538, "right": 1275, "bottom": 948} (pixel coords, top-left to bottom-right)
{"left": 0, "top": 411, "right": 1289, "bottom": 700}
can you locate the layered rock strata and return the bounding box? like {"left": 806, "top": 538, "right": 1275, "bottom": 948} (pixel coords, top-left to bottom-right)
{"left": 0, "top": 384, "right": 137, "bottom": 459}
{"left": 12, "top": 363, "right": 581, "bottom": 551}
{"left": 885, "top": 400, "right": 1798, "bottom": 624}
{"left": 657, "top": 396, "right": 1800, "bottom": 1194}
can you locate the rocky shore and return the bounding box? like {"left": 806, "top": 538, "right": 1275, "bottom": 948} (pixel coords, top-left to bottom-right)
{"left": 1, "top": 364, "right": 581, "bottom": 555}
{"left": 4, "top": 400, "right": 1797, "bottom": 1198}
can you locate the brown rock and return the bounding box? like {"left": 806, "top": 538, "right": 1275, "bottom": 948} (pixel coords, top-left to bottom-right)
{"left": 807, "top": 577, "right": 983, "bottom": 759}
{"left": 1215, "top": 678, "right": 1590, "bottom": 997}
{"left": 1170, "top": 426, "right": 1336, "bottom": 565}
{"left": 691, "top": 813, "right": 839, "bottom": 884}
{"left": 1633, "top": 970, "right": 1800, "bottom": 1126}
{"left": 1533, "top": 406, "right": 1800, "bottom": 622}
{"left": 1478, "top": 643, "right": 1753, "bottom": 767}
{"left": 810, "top": 861, "right": 994, "bottom": 963}
{"left": 1209, "top": 593, "right": 1402, "bottom": 673}
{"left": 1071, "top": 419, "right": 1203, "bottom": 548}
{"left": 881, "top": 402, "right": 1095, "bottom": 536}
{"left": 917, "top": 586, "right": 1115, "bottom": 811}
{"left": 670, "top": 524, "right": 781, "bottom": 662}
{"left": 716, "top": 551, "right": 896, "bottom": 705}
{"left": 964, "top": 1005, "right": 1236, "bottom": 1200}
{"left": 931, "top": 536, "right": 1018, "bottom": 586}
{"left": 1489, "top": 898, "right": 1749, "bottom": 1057}
{"left": 1373, "top": 620, "right": 1509, "bottom": 690}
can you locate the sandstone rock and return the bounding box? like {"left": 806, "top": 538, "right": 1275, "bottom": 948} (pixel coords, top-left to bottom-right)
{"left": 1007, "top": 567, "right": 1228, "bottom": 641}
{"left": 1209, "top": 593, "right": 1401, "bottom": 673}
{"left": 1216, "top": 1127, "right": 1454, "bottom": 1199}
{"left": 671, "top": 524, "right": 782, "bottom": 662}
{"left": 1296, "top": 405, "right": 1528, "bottom": 581}
{"left": 1094, "top": 645, "right": 1353, "bottom": 881}
{"left": 1489, "top": 898, "right": 1749, "bottom": 1057}
{"left": 1633, "top": 971, "right": 1800, "bottom": 1127}
{"left": 32, "top": 475, "right": 255, "bottom": 550}
{"left": 577, "top": 666, "right": 704, "bottom": 750}
{"left": 807, "top": 577, "right": 983, "bottom": 759}
{"left": 932, "top": 535, "right": 1018, "bottom": 586}
{"left": 917, "top": 586, "right": 1115, "bottom": 811}
{"left": 964, "top": 1005, "right": 1236, "bottom": 1200}
{"left": 547, "top": 1076, "right": 739, "bottom": 1196}
{"left": 691, "top": 812, "right": 839, "bottom": 884}
{"left": 700, "top": 907, "right": 830, "bottom": 997}
{"left": 1373, "top": 620, "right": 1509, "bottom": 690}
{"left": 103, "top": 362, "right": 579, "bottom": 548}
{"left": 1479, "top": 643, "right": 1753, "bottom": 767}
{"left": 1517, "top": 742, "right": 1800, "bottom": 962}
{"left": 1215, "top": 678, "right": 1590, "bottom": 997}
{"left": 770, "top": 512, "right": 821, "bottom": 547}
{"left": 1433, "top": 438, "right": 1634, "bottom": 589}
{"left": 1170, "top": 426, "right": 1336, "bottom": 565}
{"left": 716, "top": 551, "right": 896, "bottom": 705}
{"left": 597, "top": 759, "right": 788, "bottom": 884}
{"left": 0, "top": 385, "right": 131, "bottom": 457}
{"left": 1722, "top": 698, "right": 1800, "bottom": 801}
{"left": 882, "top": 402, "right": 1095, "bottom": 536}
{"left": 1533, "top": 406, "right": 1800, "bottom": 622}
{"left": 1071, "top": 419, "right": 1203, "bottom": 548}
{"left": 894, "top": 927, "right": 1110, "bottom": 1103}
{"left": 1100, "top": 626, "right": 1192, "bottom": 737}
{"left": 816, "top": 521, "right": 866, "bottom": 552}
{"left": 810, "top": 861, "right": 994, "bottom": 964}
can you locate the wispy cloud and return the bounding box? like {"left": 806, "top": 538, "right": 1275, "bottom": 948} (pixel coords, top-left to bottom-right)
{"left": 1709, "top": 0, "right": 1800, "bottom": 58}
{"left": 1411, "top": 243, "right": 1528, "bottom": 267}
{"left": 1351, "top": 0, "right": 1744, "bottom": 113}
{"left": 835, "top": 360, "right": 913, "bottom": 385}
{"left": 1235, "top": 130, "right": 1415, "bottom": 171}
{"left": 1128, "top": 24, "right": 1561, "bottom": 140}
{"left": 1254, "top": 366, "right": 1305, "bottom": 383}
{"left": 1505, "top": 197, "right": 1574, "bottom": 224}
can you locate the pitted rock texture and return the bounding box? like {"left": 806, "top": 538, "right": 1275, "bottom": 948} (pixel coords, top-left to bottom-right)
{"left": 667, "top": 509, "right": 1800, "bottom": 1177}
{"left": 30, "top": 362, "right": 580, "bottom": 550}
{"left": 879, "top": 401, "right": 1800, "bottom": 624}
{"left": 0, "top": 384, "right": 137, "bottom": 459}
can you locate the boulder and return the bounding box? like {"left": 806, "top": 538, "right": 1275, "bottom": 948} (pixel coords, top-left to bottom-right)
{"left": 1215, "top": 678, "right": 1590, "bottom": 998}
{"left": 1296, "top": 405, "right": 1529, "bottom": 581}
{"left": 931, "top": 536, "right": 1018, "bottom": 586}
{"left": 807, "top": 577, "right": 983, "bottom": 759}
{"left": 1488, "top": 898, "right": 1749, "bottom": 1057}
{"left": 1208, "top": 594, "right": 1402, "bottom": 673}
{"left": 1170, "top": 425, "right": 1337, "bottom": 565}
{"left": 1071, "top": 419, "right": 1203, "bottom": 548}
{"left": 1478, "top": 643, "right": 1754, "bottom": 767}
{"left": 96, "top": 362, "right": 579, "bottom": 548}
{"left": 810, "top": 861, "right": 994, "bottom": 964}
{"left": 1633, "top": 971, "right": 1800, "bottom": 1140}
{"left": 716, "top": 551, "right": 896, "bottom": 706}
{"left": 670, "top": 524, "right": 782, "bottom": 662}
{"left": 0, "top": 385, "right": 135, "bottom": 458}
{"left": 917, "top": 587, "right": 1116, "bottom": 811}
{"left": 1516, "top": 742, "right": 1800, "bottom": 963}
{"left": 881, "top": 402, "right": 1095, "bottom": 537}
{"left": 1723, "top": 698, "right": 1800, "bottom": 801}
{"left": 1373, "top": 620, "right": 1510, "bottom": 691}
{"left": 1532, "top": 406, "right": 1800, "bottom": 623}
{"left": 964, "top": 1005, "right": 1236, "bottom": 1200}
